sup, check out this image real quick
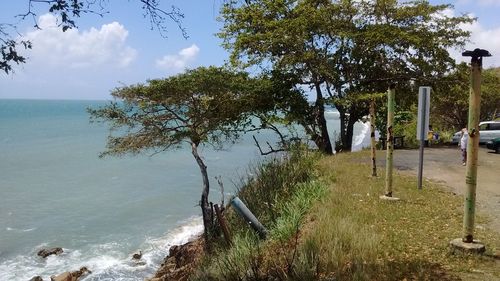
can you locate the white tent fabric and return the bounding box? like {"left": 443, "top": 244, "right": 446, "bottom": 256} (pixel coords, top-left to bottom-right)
{"left": 351, "top": 122, "right": 379, "bottom": 152}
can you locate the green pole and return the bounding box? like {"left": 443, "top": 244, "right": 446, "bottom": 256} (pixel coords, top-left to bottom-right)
{"left": 462, "top": 51, "right": 488, "bottom": 243}
{"left": 370, "top": 99, "right": 377, "bottom": 177}
{"left": 385, "top": 85, "right": 395, "bottom": 196}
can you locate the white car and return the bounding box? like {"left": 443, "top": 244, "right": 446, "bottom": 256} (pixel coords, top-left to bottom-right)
{"left": 451, "top": 121, "right": 500, "bottom": 144}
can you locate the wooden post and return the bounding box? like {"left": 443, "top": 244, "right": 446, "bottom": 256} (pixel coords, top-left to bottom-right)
{"left": 214, "top": 204, "right": 232, "bottom": 246}
{"left": 385, "top": 85, "right": 395, "bottom": 197}
{"left": 463, "top": 55, "right": 482, "bottom": 243}
{"left": 450, "top": 48, "right": 490, "bottom": 253}
{"left": 370, "top": 99, "right": 377, "bottom": 177}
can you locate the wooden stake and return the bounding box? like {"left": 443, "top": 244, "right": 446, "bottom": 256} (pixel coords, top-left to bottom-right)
{"left": 214, "top": 204, "right": 232, "bottom": 246}
{"left": 370, "top": 99, "right": 377, "bottom": 177}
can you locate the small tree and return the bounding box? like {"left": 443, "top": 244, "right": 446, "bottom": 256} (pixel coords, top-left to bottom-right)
{"left": 88, "top": 66, "right": 254, "bottom": 242}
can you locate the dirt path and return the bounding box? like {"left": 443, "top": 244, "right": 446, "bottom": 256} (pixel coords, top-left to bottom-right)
{"left": 376, "top": 146, "right": 500, "bottom": 232}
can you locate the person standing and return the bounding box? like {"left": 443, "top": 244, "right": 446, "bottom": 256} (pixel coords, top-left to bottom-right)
{"left": 460, "top": 128, "right": 468, "bottom": 166}
{"left": 427, "top": 125, "right": 434, "bottom": 147}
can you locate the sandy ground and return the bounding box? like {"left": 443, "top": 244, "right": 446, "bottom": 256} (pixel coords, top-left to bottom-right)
{"left": 376, "top": 146, "right": 500, "bottom": 232}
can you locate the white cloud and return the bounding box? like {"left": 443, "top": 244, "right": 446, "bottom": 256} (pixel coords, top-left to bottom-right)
{"left": 446, "top": 12, "right": 500, "bottom": 67}
{"left": 458, "top": 0, "right": 500, "bottom": 6}
{"left": 23, "top": 14, "right": 137, "bottom": 68}
{"left": 155, "top": 44, "right": 200, "bottom": 71}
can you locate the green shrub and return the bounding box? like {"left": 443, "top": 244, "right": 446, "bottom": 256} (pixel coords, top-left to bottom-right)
{"left": 192, "top": 148, "right": 324, "bottom": 280}
{"left": 231, "top": 147, "right": 318, "bottom": 229}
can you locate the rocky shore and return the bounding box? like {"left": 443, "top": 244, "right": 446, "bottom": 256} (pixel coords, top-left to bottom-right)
{"left": 146, "top": 237, "right": 204, "bottom": 281}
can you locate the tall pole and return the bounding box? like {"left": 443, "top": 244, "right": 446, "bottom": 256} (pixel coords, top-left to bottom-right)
{"left": 462, "top": 49, "right": 490, "bottom": 243}
{"left": 385, "top": 85, "right": 395, "bottom": 197}
{"left": 417, "top": 87, "right": 430, "bottom": 190}
{"left": 370, "top": 99, "right": 377, "bottom": 177}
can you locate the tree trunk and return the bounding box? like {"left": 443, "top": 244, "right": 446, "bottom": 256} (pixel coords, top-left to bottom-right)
{"left": 337, "top": 106, "right": 347, "bottom": 152}
{"left": 344, "top": 116, "right": 356, "bottom": 152}
{"left": 191, "top": 142, "right": 212, "bottom": 242}
{"left": 314, "top": 83, "right": 333, "bottom": 155}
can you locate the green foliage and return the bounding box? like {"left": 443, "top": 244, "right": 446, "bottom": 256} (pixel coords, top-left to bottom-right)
{"left": 393, "top": 107, "right": 419, "bottom": 148}
{"left": 195, "top": 232, "right": 262, "bottom": 281}
{"left": 193, "top": 148, "right": 324, "bottom": 280}
{"left": 481, "top": 67, "right": 500, "bottom": 121}
{"left": 233, "top": 148, "right": 319, "bottom": 228}
{"left": 432, "top": 63, "right": 500, "bottom": 131}
{"left": 88, "top": 66, "right": 262, "bottom": 240}
{"left": 437, "top": 129, "right": 454, "bottom": 144}
{"left": 219, "top": 0, "right": 473, "bottom": 151}
{"left": 88, "top": 66, "right": 256, "bottom": 155}
{"left": 296, "top": 217, "right": 380, "bottom": 280}
{"left": 306, "top": 152, "right": 500, "bottom": 280}
{"left": 0, "top": 39, "right": 32, "bottom": 74}
{"left": 270, "top": 181, "right": 326, "bottom": 242}
{"left": 194, "top": 149, "right": 500, "bottom": 280}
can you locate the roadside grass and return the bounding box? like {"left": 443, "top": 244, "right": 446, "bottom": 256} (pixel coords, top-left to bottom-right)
{"left": 191, "top": 149, "right": 500, "bottom": 280}
{"left": 308, "top": 150, "right": 500, "bottom": 280}
{"left": 192, "top": 148, "right": 326, "bottom": 280}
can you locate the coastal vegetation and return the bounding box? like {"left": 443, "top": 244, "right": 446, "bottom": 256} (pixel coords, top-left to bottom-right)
{"left": 432, "top": 64, "right": 500, "bottom": 130}
{"left": 186, "top": 150, "right": 500, "bottom": 281}
{"left": 85, "top": 0, "right": 500, "bottom": 279}
{"left": 88, "top": 66, "right": 264, "bottom": 241}
{"left": 219, "top": 0, "right": 473, "bottom": 153}
{"left": 2, "top": 1, "right": 500, "bottom": 280}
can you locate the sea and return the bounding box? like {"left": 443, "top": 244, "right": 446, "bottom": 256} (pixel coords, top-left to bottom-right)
{"left": 0, "top": 99, "right": 355, "bottom": 281}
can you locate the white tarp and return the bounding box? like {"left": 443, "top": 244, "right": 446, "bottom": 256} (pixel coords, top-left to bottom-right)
{"left": 351, "top": 121, "right": 379, "bottom": 152}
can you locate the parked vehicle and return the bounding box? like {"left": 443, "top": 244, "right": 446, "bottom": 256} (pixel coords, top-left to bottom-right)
{"left": 451, "top": 121, "right": 500, "bottom": 144}
{"left": 486, "top": 137, "right": 500, "bottom": 153}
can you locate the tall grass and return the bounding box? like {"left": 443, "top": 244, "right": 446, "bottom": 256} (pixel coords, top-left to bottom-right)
{"left": 228, "top": 148, "right": 319, "bottom": 232}
{"left": 192, "top": 149, "right": 500, "bottom": 281}
{"left": 307, "top": 151, "right": 500, "bottom": 280}
{"left": 192, "top": 148, "right": 325, "bottom": 280}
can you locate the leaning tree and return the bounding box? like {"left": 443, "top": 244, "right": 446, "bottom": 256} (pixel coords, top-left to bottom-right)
{"left": 88, "top": 66, "right": 257, "bottom": 241}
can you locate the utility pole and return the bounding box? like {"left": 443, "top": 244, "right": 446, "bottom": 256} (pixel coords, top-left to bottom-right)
{"left": 450, "top": 48, "right": 491, "bottom": 253}
{"left": 381, "top": 84, "right": 398, "bottom": 200}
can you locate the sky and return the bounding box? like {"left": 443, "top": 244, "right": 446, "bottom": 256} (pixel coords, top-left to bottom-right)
{"left": 0, "top": 0, "right": 499, "bottom": 100}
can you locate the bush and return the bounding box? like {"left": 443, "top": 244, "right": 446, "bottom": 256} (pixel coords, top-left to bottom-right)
{"left": 192, "top": 148, "right": 324, "bottom": 280}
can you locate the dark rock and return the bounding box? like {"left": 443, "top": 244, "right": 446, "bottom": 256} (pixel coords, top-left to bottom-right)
{"left": 132, "top": 250, "right": 142, "bottom": 260}
{"left": 146, "top": 237, "right": 204, "bottom": 281}
{"left": 50, "top": 266, "right": 91, "bottom": 281}
{"left": 37, "top": 247, "right": 63, "bottom": 258}
{"left": 29, "top": 276, "right": 43, "bottom": 281}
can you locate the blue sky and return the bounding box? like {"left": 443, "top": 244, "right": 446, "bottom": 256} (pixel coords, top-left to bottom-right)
{"left": 0, "top": 0, "right": 499, "bottom": 100}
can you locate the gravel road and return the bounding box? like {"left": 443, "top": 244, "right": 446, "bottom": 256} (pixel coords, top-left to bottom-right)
{"left": 376, "top": 146, "right": 500, "bottom": 232}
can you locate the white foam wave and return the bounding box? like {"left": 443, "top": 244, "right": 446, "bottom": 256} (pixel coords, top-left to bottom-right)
{"left": 0, "top": 216, "right": 203, "bottom": 281}
{"left": 6, "top": 227, "right": 37, "bottom": 232}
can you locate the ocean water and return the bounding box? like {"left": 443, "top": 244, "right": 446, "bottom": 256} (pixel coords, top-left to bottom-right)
{"left": 0, "top": 99, "right": 349, "bottom": 281}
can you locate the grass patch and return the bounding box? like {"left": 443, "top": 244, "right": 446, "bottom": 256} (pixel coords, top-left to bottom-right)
{"left": 192, "top": 148, "right": 325, "bottom": 280}
{"left": 191, "top": 149, "right": 500, "bottom": 280}
{"left": 303, "top": 151, "right": 500, "bottom": 280}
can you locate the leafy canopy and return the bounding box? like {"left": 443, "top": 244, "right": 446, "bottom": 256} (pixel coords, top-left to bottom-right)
{"left": 88, "top": 66, "right": 258, "bottom": 156}
{"left": 219, "top": 0, "right": 474, "bottom": 150}
{"left": 432, "top": 64, "right": 500, "bottom": 130}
